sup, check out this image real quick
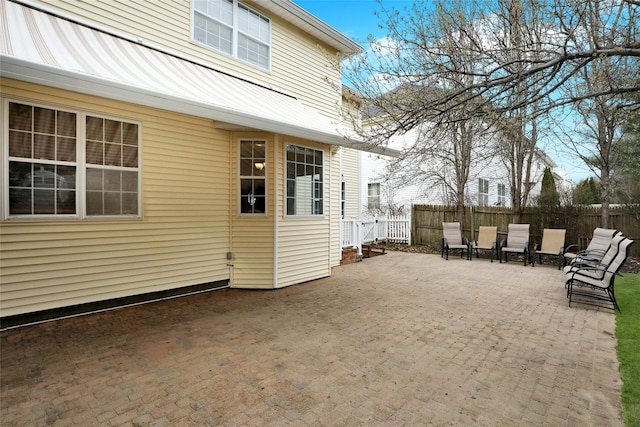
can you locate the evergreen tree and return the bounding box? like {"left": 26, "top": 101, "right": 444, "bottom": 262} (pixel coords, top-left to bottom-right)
{"left": 573, "top": 178, "right": 601, "bottom": 205}
{"left": 539, "top": 167, "right": 560, "bottom": 206}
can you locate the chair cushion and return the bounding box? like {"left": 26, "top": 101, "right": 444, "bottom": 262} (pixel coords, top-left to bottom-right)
{"left": 443, "top": 222, "right": 463, "bottom": 246}
{"left": 474, "top": 226, "right": 497, "bottom": 250}
{"left": 539, "top": 229, "right": 566, "bottom": 254}
{"left": 505, "top": 224, "right": 529, "bottom": 249}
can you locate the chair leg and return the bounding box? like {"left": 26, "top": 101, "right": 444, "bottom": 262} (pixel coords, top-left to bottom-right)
{"left": 608, "top": 288, "right": 621, "bottom": 312}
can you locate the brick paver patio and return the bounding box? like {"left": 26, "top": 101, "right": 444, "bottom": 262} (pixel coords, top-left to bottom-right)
{"left": 0, "top": 252, "right": 624, "bottom": 426}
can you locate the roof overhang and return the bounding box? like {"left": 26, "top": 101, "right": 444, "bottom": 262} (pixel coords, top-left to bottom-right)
{"left": 0, "top": 0, "right": 398, "bottom": 157}
{"left": 261, "top": 1, "right": 363, "bottom": 56}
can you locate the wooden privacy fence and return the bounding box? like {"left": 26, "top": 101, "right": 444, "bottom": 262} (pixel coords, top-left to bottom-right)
{"left": 411, "top": 204, "right": 640, "bottom": 257}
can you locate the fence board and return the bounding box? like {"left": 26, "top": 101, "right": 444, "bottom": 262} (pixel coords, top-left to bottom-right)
{"left": 412, "top": 205, "right": 640, "bottom": 257}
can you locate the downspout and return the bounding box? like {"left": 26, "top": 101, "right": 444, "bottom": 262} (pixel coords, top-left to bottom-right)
{"left": 331, "top": 146, "right": 339, "bottom": 274}
{"left": 273, "top": 134, "right": 279, "bottom": 289}
{"left": 339, "top": 148, "right": 343, "bottom": 265}
{"left": 228, "top": 133, "right": 234, "bottom": 287}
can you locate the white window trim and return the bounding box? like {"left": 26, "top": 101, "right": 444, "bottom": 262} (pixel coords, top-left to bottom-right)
{"left": 284, "top": 143, "right": 324, "bottom": 218}
{"left": 191, "top": 0, "right": 272, "bottom": 72}
{"left": 238, "top": 139, "right": 267, "bottom": 216}
{"left": 2, "top": 98, "right": 142, "bottom": 221}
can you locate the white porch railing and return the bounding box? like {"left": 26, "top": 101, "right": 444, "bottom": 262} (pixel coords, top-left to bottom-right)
{"left": 341, "top": 215, "right": 411, "bottom": 254}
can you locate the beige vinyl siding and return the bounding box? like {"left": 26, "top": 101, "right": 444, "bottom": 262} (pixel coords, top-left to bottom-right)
{"left": 275, "top": 138, "right": 331, "bottom": 288}
{"left": 1, "top": 78, "right": 231, "bottom": 317}
{"left": 340, "top": 147, "right": 361, "bottom": 219}
{"left": 270, "top": 20, "right": 342, "bottom": 119}
{"left": 277, "top": 219, "right": 330, "bottom": 287}
{"left": 30, "top": 0, "right": 343, "bottom": 120}
{"left": 229, "top": 133, "right": 275, "bottom": 289}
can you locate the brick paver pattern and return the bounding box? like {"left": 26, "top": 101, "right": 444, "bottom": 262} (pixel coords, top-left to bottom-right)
{"left": 0, "top": 252, "right": 624, "bottom": 426}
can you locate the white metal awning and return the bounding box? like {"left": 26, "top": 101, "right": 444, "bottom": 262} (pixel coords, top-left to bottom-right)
{"left": 0, "top": 0, "right": 398, "bottom": 156}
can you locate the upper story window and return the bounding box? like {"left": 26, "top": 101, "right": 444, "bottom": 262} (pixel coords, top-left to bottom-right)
{"left": 4, "top": 100, "right": 140, "bottom": 219}
{"left": 478, "top": 178, "right": 489, "bottom": 207}
{"left": 193, "top": 0, "right": 271, "bottom": 70}
{"left": 239, "top": 140, "right": 266, "bottom": 214}
{"left": 286, "top": 145, "right": 323, "bottom": 216}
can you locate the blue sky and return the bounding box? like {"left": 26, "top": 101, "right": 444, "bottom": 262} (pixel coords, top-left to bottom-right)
{"left": 293, "top": 1, "right": 591, "bottom": 183}
{"left": 293, "top": 0, "right": 414, "bottom": 44}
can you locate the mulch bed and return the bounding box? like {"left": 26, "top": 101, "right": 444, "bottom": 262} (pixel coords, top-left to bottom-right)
{"left": 381, "top": 243, "right": 640, "bottom": 274}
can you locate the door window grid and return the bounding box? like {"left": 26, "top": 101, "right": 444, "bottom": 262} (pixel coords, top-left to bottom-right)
{"left": 239, "top": 140, "right": 266, "bottom": 214}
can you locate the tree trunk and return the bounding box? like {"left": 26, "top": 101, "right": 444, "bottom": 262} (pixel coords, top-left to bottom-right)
{"left": 600, "top": 169, "right": 611, "bottom": 228}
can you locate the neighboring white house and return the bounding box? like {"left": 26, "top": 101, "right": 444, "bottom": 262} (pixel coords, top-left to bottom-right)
{"left": 360, "top": 125, "right": 567, "bottom": 215}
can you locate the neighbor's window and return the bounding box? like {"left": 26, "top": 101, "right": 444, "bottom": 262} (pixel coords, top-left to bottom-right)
{"left": 497, "top": 183, "right": 506, "bottom": 206}
{"left": 286, "top": 145, "right": 323, "bottom": 216}
{"left": 5, "top": 100, "right": 140, "bottom": 219}
{"left": 239, "top": 140, "right": 266, "bottom": 214}
{"left": 368, "top": 183, "right": 380, "bottom": 209}
{"left": 193, "top": 0, "right": 271, "bottom": 70}
{"left": 478, "top": 178, "right": 489, "bottom": 206}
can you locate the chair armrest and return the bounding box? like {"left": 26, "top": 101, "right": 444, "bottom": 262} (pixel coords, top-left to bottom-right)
{"left": 524, "top": 241, "right": 529, "bottom": 251}
{"left": 463, "top": 237, "right": 470, "bottom": 246}
{"left": 442, "top": 237, "right": 449, "bottom": 248}
{"left": 574, "top": 249, "right": 607, "bottom": 264}
{"left": 564, "top": 244, "right": 578, "bottom": 254}
{"left": 533, "top": 243, "right": 541, "bottom": 252}
{"left": 499, "top": 239, "right": 507, "bottom": 249}
{"left": 570, "top": 260, "right": 605, "bottom": 270}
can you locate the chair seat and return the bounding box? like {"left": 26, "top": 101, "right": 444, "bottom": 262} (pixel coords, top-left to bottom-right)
{"left": 502, "top": 247, "right": 525, "bottom": 253}
{"left": 564, "top": 265, "right": 607, "bottom": 282}
{"left": 471, "top": 244, "right": 492, "bottom": 249}
{"left": 448, "top": 244, "right": 468, "bottom": 250}
{"left": 537, "top": 250, "right": 560, "bottom": 256}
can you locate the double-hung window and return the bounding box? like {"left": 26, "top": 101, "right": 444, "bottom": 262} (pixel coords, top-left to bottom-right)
{"left": 497, "top": 183, "right": 506, "bottom": 206}
{"left": 286, "top": 145, "right": 323, "bottom": 216}
{"left": 4, "top": 100, "right": 140, "bottom": 219}
{"left": 368, "top": 183, "right": 380, "bottom": 209}
{"left": 239, "top": 140, "right": 266, "bottom": 214}
{"left": 193, "top": 0, "right": 271, "bottom": 70}
{"left": 478, "top": 178, "right": 489, "bottom": 207}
